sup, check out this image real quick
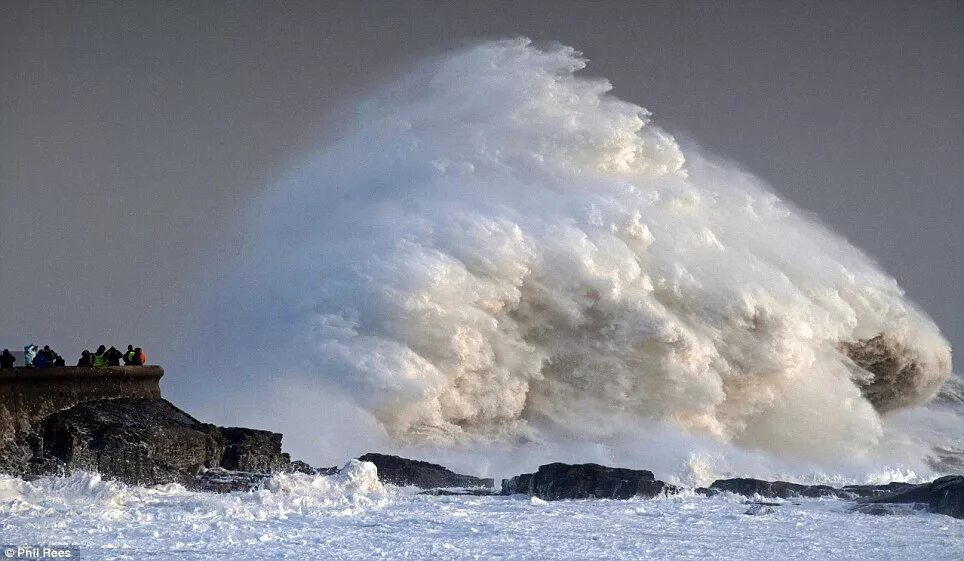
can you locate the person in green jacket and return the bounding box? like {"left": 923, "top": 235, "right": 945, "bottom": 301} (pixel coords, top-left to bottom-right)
{"left": 123, "top": 345, "right": 135, "bottom": 365}
{"left": 92, "top": 345, "right": 108, "bottom": 367}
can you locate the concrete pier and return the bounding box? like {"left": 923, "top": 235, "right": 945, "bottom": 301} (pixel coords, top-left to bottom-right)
{"left": 0, "top": 366, "right": 163, "bottom": 440}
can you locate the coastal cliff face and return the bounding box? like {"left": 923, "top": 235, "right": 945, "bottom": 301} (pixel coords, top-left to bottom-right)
{"left": 0, "top": 366, "right": 163, "bottom": 440}
{"left": 0, "top": 397, "right": 294, "bottom": 489}
{"left": 0, "top": 366, "right": 297, "bottom": 489}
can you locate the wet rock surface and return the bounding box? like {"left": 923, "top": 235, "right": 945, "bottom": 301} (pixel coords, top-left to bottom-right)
{"left": 191, "top": 468, "right": 274, "bottom": 493}
{"left": 705, "top": 477, "right": 945, "bottom": 503}
{"left": 0, "top": 398, "right": 301, "bottom": 488}
{"left": 502, "top": 462, "right": 677, "bottom": 500}
{"left": 858, "top": 475, "right": 964, "bottom": 519}
{"left": 357, "top": 453, "right": 494, "bottom": 489}
{"left": 218, "top": 426, "right": 291, "bottom": 473}
{"left": 839, "top": 482, "right": 916, "bottom": 498}
{"left": 841, "top": 334, "right": 949, "bottom": 413}
{"left": 708, "top": 478, "right": 841, "bottom": 499}
{"left": 851, "top": 503, "right": 929, "bottom": 516}
{"left": 744, "top": 504, "right": 775, "bottom": 516}
{"left": 27, "top": 398, "right": 225, "bottom": 486}
{"left": 288, "top": 459, "right": 337, "bottom": 476}
{"left": 705, "top": 475, "right": 964, "bottom": 519}
{"left": 419, "top": 488, "right": 500, "bottom": 496}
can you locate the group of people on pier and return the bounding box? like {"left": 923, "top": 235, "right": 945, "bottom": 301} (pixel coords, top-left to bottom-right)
{"left": 0, "top": 344, "right": 147, "bottom": 368}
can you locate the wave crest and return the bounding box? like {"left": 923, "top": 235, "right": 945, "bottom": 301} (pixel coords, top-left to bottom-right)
{"left": 233, "top": 38, "right": 951, "bottom": 463}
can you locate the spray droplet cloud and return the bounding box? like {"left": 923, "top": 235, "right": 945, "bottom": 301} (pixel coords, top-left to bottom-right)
{"left": 236, "top": 38, "right": 951, "bottom": 464}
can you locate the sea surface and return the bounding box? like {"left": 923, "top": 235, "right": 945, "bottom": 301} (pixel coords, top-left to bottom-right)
{"left": 1, "top": 462, "right": 960, "bottom": 561}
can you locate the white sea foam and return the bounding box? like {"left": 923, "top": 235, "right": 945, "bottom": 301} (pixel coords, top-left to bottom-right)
{"left": 1, "top": 469, "right": 961, "bottom": 561}
{"left": 0, "top": 462, "right": 389, "bottom": 521}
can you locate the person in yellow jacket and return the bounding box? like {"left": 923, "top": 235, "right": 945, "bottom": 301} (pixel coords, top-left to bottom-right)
{"left": 123, "top": 345, "right": 135, "bottom": 365}
{"left": 92, "top": 345, "right": 108, "bottom": 367}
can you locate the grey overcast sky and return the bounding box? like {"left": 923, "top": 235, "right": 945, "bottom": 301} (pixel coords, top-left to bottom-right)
{"left": 1, "top": 1, "right": 961, "bottom": 395}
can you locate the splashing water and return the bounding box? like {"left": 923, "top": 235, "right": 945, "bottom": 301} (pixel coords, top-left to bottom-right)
{"left": 211, "top": 38, "right": 954, "bottom": 475}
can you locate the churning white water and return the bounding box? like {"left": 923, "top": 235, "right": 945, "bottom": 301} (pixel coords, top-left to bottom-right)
{"left": 2, "top": 468, "right": 962, "bottom": 561}
{"left": 205, "top": 38, "right": 956, "bottom": 477}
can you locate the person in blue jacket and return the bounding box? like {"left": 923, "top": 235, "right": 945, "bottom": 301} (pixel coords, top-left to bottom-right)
{"left": 32, "top": 348, "right": 51, "bottom": 368}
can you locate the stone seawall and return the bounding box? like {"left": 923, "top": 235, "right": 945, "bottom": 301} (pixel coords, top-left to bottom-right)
{"left": 0, "top": 366, "right": 163, "bottom": 440}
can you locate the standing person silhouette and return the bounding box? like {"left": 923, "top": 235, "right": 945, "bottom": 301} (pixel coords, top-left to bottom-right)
{"left": 105, "top": 346, "right": 123, "bottom": 366}
{"left": 76, "top": 350, "right": 93, "bottom": 367}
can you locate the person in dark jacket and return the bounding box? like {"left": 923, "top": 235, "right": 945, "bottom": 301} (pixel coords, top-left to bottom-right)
{"left": 76, "top": 350, "right": 93, "bottom": 367}
{"left": 0, "top": 349, "right": 15, "bottom": 368}
{"left": 32, "top": 349, "right": 51, "bottom": 368}
{"left": 39, "top": 346, "right": 57, "bottom": 367}
{"left": 53, "top": 354, "right": 66, "bottom": 367}
{"left": 105, "top": 346, "right": 123, "bottom": 366}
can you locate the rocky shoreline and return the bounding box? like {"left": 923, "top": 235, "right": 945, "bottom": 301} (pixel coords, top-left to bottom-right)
{"left": 0, "top": 396, "right": 961, "bottom": 520}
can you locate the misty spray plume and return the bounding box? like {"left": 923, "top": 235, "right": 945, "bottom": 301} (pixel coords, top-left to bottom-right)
{"left": 216, "top": 39, "right": 953, "bottom": 476}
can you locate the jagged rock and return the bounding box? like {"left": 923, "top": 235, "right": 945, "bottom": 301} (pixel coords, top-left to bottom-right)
{"left": 706, "top": 476, "right": 955, "bottom": 508}
{"left": 218, "top": 427, "right": 290, "bottom": 473}
{"left": 744, "top": 504, "right": 775, "bottom": 515}
{"left": 858, "top": 475, "right": 964, "bottom": 519}
{"left": 0, "top": 437, "right": 34, "bottom": 476}
{"left": 357, "top": 453, "right": 494, "bottom": 489}
{"left": 191, "top": 468, "right": 273, "bottom": 493}
{"left": 1, "top": 398, "right": 297, "bottom": 487}
{"left": 709, "top": 478, "right": 840, "bottom": 499}
{"left": 851, "top": 503, "right": 929, "bottom": 516}
{"left": 286, "top": 460, "right": 337, "bottom": 475}
{"left": 27, "top": 398, "right": 225, "bottom": 485}
{"left": 841, "top": 334, "right": 949, "bottom": 413}
{"left": 502, "top": 462, "right": 677, "bottom": 500}
{"left": 419, "top": 488, "right": 500, "bottom": 496}
{"left": 839, "top": 482, "right": 915, "bottom": 499}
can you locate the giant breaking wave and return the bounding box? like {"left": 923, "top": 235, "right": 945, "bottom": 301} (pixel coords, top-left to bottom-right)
{"left": 229, "top": 39, "right": 952, "bottom": 464}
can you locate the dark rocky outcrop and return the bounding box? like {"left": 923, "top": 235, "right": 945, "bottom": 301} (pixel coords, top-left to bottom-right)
{"left": 419, "top": 488, "right": 500, "bottom": 496}
{"left": 743, "top": 504, "right": 775, "bottom": 515}
{"left": 704, "top": 475, "right": 964, "bottom": 519}
{"left": 1, "top": 397, "right": 302, "bottom": 489}
{"left": 219, "top": 427, "right": 291, "bottom": 473}
{"left": 27, "top": 398, "right": 225, "bottom": 486}
{"left": 708, "top": 478, "right": 840, "bottom": 499}
{"left": 851, "top": 503, "right": 929, "bottom": 516}
{"left": 841, "top": 333, "right": 949, "bottom": 413}
{"left": 192, "top": 468, "right": 274, "bottom": 493}
{"left": 357, "top": 453, "right": 494, "bottom": 489}
{"left": 288, "top": 459, "right": 337, "bottom": 476}
{"left": 705, "top": 477, "right": 932, "bottom": 501}
{"left": 502, "top": 462, "right": 677, "bottom": 500}
{"left": 857, "top": 475, "right": 964, "bottom": 519}
{"left": 839, "top": 482, "right": 915, "bottom": 499}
